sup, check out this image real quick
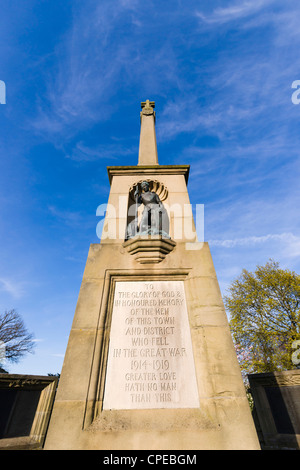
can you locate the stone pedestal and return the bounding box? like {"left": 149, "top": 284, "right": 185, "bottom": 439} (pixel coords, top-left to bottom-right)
{"left": 44, "top": 178, "right": 260, "bottom": 449}
{"left": 123, "top": 235, "right": 176, "bottom": 263}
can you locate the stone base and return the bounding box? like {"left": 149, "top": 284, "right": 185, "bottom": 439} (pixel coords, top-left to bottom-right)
{"left": 123, "top": 235, "right": 176, "bottom": 263}
{"left": 44, "top": 242, "right": 260, "bottom": 450}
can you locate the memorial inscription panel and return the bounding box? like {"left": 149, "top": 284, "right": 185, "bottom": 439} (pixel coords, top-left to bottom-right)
{"left": 103, "top": 280, "right": 199, "bottom": 410}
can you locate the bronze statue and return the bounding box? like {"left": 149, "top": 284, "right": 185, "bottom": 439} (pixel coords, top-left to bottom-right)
{"left": 126, "top": 181, "right": 169, "bottom": 239}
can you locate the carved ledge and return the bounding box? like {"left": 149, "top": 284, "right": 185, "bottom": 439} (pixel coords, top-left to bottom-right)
{"left": 123, "top": 235, "right": 176, "bottom": 264}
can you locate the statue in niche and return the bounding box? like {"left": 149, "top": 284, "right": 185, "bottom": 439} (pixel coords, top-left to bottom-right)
{"left": 126, "top": 181, "right": 169, "bottom": 239}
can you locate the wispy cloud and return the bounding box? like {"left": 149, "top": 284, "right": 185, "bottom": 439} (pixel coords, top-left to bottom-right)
{"left": 196, "top": 0, "right": 275, "bottom": 25}
{"left": 48, "top": 205, "right": 85, "bottom": 228}
{"left": 30, "top": 1, "right": 179, "bottom": 141}
{"left": 209, "top": 232, "right": 300, "bottom": 258}
{"left": 0, "top": 278, "right": 27, "bottom": 299}
{"left": 158, "top": 4, "right": 299, "bottom": 146}
{"left": 65, "top": 141, "right": 136, "bottom": 162}
{"left": 158, "top": 97, "right": 223, "bottom": 140}
{"left": 31, "top": 2, "right": 133, "bottom": 136}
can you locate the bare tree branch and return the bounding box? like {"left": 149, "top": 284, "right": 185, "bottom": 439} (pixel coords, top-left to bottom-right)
{"left": 0, "top": 309, "right": 35, "bottom": 364}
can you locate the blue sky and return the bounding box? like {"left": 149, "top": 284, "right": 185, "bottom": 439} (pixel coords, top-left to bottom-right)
{"left": 1, "top": 0, "right": 300, "bottom": 375}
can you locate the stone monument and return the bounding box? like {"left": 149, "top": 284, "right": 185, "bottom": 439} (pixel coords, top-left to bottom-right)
{"left": 44, "top": 100, "right": 260, "bottom": 450}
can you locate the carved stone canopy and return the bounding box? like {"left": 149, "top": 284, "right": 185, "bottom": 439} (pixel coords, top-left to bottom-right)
{"left": 129, "top": 179, "right": 168, "bottom": 202}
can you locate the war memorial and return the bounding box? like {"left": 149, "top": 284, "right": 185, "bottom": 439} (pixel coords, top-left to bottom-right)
{"left": 43, "top": 100, "right": 260, "bottom": 450}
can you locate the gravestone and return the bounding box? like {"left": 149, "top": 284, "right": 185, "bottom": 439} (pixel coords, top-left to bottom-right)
{"left": 44, "top": 100, "right": 260, "bottom": 450}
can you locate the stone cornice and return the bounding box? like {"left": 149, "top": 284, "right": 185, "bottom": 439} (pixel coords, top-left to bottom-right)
{"left": 107, "top": 165, "right": 190, "bottom": 185}
{"left": 0, "top": 373, "right": 58, "bottom": 390}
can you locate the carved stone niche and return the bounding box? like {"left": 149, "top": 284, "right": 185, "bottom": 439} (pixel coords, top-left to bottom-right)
{"left": 124, "top": 179, "right": 176, "bottom": 263}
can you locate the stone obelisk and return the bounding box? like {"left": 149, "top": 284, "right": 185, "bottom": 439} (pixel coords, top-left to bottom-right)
{"left": 44, "top": 100, "right": 260, "bottom": 450}
{"left": 138, "top": 100, "right": 158, "bottom": 165}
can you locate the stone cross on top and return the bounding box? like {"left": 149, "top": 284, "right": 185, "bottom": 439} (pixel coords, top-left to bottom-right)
{"left": 141, "top": 99, "right": 155, "bottom": 114}
{"left": 138, "top": 99, "right": 158, "bottom": 165}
